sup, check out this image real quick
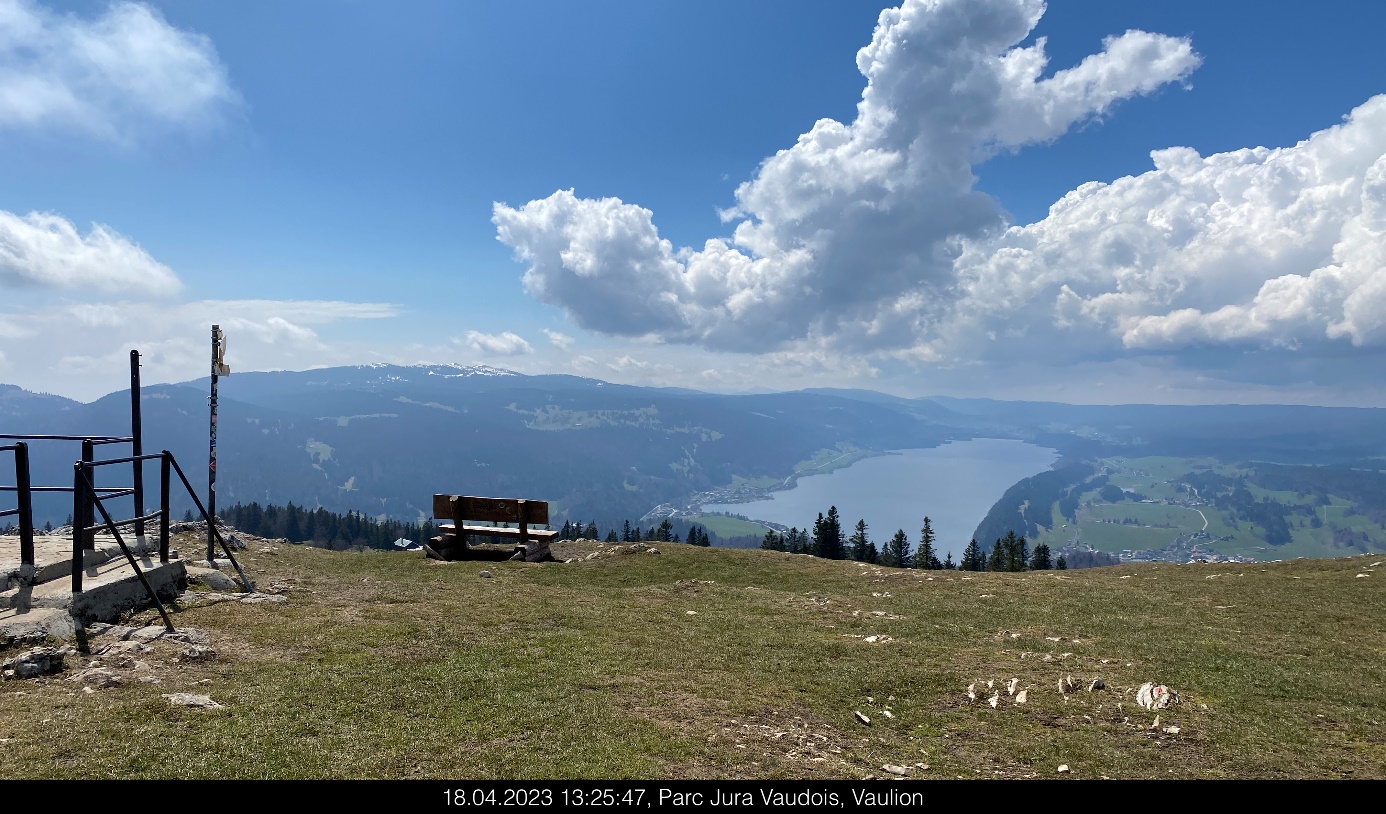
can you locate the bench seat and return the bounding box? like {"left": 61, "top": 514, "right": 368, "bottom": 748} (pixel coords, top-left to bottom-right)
{"left": 438, "top": 523, "right": 559, "bottom": 540}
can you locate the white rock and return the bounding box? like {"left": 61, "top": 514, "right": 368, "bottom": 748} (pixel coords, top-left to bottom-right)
{"left": 854, "top": 711, "right": 871, "bottom": 726}
{"left": 988, "top": 692, "right": 999, "bottom": 708}
{"left": 1136, "top": 682, "right": 1180, "bottom": 710}
{"left": 1015, "top": 690, "right": 1027, "bottom": 704}
{"left": 162, "top": 693, "right": 223, "bottom": 709}
{"left": 883, "top": 764, "right": 909, "bottom": 776}
{"left": 1057, "top": 764, "right": 1070, "bottom": 774}
{"left": 1007, "top": 678, "right": 1019, "bottom": 696}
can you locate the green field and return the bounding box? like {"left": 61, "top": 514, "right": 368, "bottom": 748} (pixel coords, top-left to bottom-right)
{"left": 2, "top": 530, "right": 1384, "bottom": 779}
{"left": 1031, "top": 456, "right": 1386, "bottom": 560}
{"left": 684, "top": 513, "right": 772, "bottom": 539}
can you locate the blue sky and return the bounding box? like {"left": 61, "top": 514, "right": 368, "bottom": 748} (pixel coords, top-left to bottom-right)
{"left": 3, "top": 0, "right": 1385, "bottom": 406}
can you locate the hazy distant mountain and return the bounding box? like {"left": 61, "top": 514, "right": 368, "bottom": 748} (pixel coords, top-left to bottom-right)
{"left": 1, "top": 365, "right": 960, "bottom": 526}
{"left": 3, "top": 366, "right": 1384, "bottom": 534}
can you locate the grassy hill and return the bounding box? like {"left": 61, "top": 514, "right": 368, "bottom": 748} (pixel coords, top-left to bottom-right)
{"left": 1, "top": 532, "right": 1382, "bottom": 779}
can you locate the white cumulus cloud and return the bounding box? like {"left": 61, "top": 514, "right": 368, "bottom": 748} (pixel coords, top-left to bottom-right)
{"left": 542, "top": 329, "right": 575, "bottom": 350}
{"left": 0, "top": 210, "right": 181, "bottom": 294}
{"left": 925, "top": 95, "right": 1386, "bottom": 364}
{"left": 494, "top": 0, "right": 1199, "bottom": 355}
{"left": 0, "top": 0, "right": 239, "bottom": 141}
{"left": 462, "top": 330, "right": 533, "bottom": 357}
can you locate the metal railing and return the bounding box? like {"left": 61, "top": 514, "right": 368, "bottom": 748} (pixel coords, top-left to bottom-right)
{"left": 73, "top": 449, "right": 254, "bottom": 632}
{"left": 0, "top": 442, "right": 35, "bottom": 580}
{"left": 2, "top": 350, "right": 253, "bottom": 628}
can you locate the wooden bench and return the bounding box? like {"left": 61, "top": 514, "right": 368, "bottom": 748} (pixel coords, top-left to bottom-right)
{"left": 429, "top": 494, "right": 558, "bottom": 562}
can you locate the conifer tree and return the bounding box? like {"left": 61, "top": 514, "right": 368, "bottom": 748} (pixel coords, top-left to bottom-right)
{"left": 1029, "top": 542, "right": 1053, "bottom": 570}
{"left": 584, "top": 521, "right": 599, "bottom": 540}
{"left": 883, "top": 529, "right": 912, "bottom": 568}
{"left": 987, "top": 538, "right": 1006, "bottom": 571}
{"left": 943, "top": 551, "right": 955, "bottom": 569}
{"left": 816, "top": 506, "right": 845, "bottom": 560}
{"left": 961, "top": 538, "right": 985, "bottom": 571}
{"left": 605, "top": 529, "right": 618, "bottom": 543}
{"left": 916, "top": 516, "right": 941, "bottom": 569}
{"left": 1056, "top": 554, "right": 1068, "bottom": 570}
{"left": 761, "top": 529, "right": 784, "bottom": 551}
{"left": 999, "top": 530, "right": 1029, "bottom": 571}
{"left": 622, "top": 520, "right": 633, "bottom": 542}
{"left": 848, "top": 519, "right": 871, "bottom": 561}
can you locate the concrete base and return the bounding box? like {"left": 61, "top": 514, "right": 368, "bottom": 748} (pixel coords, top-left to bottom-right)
{"left": 0, "top": 533, "right": 189, "bottom": 641}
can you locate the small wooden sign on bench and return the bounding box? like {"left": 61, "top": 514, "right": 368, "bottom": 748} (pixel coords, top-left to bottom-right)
{"left": 428, "top": 494, "right": 558, "bottom": 562}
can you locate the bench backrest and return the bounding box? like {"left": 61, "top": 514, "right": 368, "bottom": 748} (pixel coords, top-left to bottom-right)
{"left": 433, "top": 494, "right": 550, "bottom": 525}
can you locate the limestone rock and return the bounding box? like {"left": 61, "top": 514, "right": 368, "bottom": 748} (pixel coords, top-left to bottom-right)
{"left": 67, "top": 667, "right": 121, "bottom": 688}
{"left": 163, "top": 693, "right": 223, "bottom": 709}
{"left": 1136, "top": 682, "right": 1180, "bottom": 710}
{"left": 1, "top": 646, "right": 70, "bottom": 679}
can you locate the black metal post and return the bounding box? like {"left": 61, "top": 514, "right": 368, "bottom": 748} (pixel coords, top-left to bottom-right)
{"left": 71, "top": 461, "right": 84, "bottom": 593}
{"left": 77, "top": 467, "right": 175, "bottom": 633}
{"left": 80, "top": 439, "right": 94, "bottom": 550}
{"left": 208, "top": 325, "right": 219, "bottom": 561}
{"left": 130, "top": 350, "right": 145, "bottom": 539}
{"left": 160, "top": 452, "right": 171, "bottom": 563}
{"left": 167, "top": 452, "right": 253, "bottom": 593}
{"left": 16, "top": 441, "right": 34, "bottom": 580}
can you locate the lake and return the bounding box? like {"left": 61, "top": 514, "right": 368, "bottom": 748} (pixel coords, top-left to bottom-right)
{"left": 702, "top": 438, "right": 1059, "bottom": 563}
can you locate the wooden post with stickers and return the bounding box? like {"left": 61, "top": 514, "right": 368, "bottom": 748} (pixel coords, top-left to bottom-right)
{"left": 208, "top": 325, "right": 230, "bottom": 560}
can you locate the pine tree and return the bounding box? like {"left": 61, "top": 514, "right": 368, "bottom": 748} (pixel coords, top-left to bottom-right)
{"left": 560, "top": 520, "right": 573, "bottom": 540}
{"left": 883, "top": 529, "right": 912, "bottom": 568}
{"left": 1056, "top": 554, "right": 1068, "bottom": 570}
{"left": 817, "top": 506, "right": 844, "bottom": 559}
{"left": 605, "top": 529, "right": 618, "bottom": 542}
{"left": 848, "top": 519, "right": 871, "bottom": 561}
{"left": 1013, "top": 535, "right": 1030, "bottom": 572}
{"left": 1030, "top": 542, "right": 1053, "bottom": 570}
{"left": 622, "top": 520, "right": 633, "bottom": 542}
{"left": 1000, "top": 530, "right": 1028, "bottom": 571}
{"left": 916, "top": 516, "right": 941, "bottom": 569}
{"left": 961, "top": 538, "right": 985, "bottom": 571}
{"left": 656, "top": 518, "right": 673, "bottom": 542}
{"left": 943, "top": 551, "right": 955, "bottom": 569}
{"left": 583, "top": 521, "right": 599, "bottom": 540}
{"left": 689, "top": 524, "right": 711, "bottom": 547}
{"left": 761, "top": 529, "right": 784, "bottom": 551}
{"left": 987, "top": 538, "right": 1006, "bottom": 571}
